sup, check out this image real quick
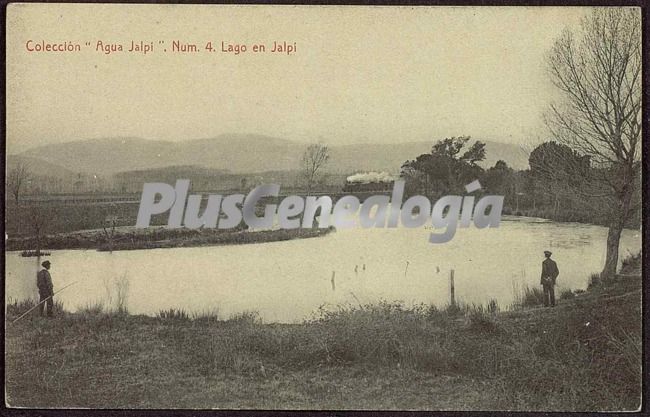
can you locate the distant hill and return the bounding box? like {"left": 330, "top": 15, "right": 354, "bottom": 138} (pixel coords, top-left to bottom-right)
{"left": 6, "top": 155, "right": 76, "bottom": 179}
{"left": 5, "top": 155, "right": 102, "bottom": 195}
{"left": 17, "top": 135, "right": 303, "bottom": 175}
{"left": 14, "top": 134, "right": 530, "bottom": 176}
{"left": 18, "top": 137, "right": 181, "bottom": 175}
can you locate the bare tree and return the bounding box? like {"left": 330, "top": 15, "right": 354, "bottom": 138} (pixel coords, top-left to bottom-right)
{"left": 27, "top": 205, "right": 48, "bottom": 256}
{"left": 301, "top": 144, "right": 330, "bottom": 196}
{"left": 103, "top": 213, "right": 119, "bottom": 253}
{"left": 545, "top": 8, "right": 641, "bottom": 279}
{"left": 7, "top": 163, "right": 31, "bottom": 203}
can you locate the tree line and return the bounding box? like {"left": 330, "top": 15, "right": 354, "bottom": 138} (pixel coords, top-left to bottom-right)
{"left": 401, "top": 8, "right": 641, "bottom": 280}
{"left": 400, "top": 136, "right": 640, "bottom": 230}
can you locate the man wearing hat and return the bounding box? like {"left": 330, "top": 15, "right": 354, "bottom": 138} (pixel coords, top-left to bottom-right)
{"left": 36, "top": 260, "right": 54, "bottom": 317}
{"left": 540, "top": 251, "right": 559, "bottom": 307}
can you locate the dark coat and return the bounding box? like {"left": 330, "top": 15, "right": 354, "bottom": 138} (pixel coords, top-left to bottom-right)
{"left": 540, "top": 258, "right": 559, "bottom": 285}
{"left": 37, "top": 269, "right": 53, "bottom": 295}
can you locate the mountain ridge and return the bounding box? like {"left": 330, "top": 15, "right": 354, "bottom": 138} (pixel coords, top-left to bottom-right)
{"left": 13, "top": 134, "right": 531, "bottom": 176}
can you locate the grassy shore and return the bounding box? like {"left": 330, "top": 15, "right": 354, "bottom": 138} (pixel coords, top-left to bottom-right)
{"left": 5, "top": 253, "right": 641, "bottom": 410}
{"left": 6, "top": 226, "right": 335, "bottom": 252}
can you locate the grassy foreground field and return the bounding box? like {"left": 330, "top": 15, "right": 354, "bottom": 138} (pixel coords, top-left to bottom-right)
{"left": 5, "top": 254, "right": 641, "bottom": 410}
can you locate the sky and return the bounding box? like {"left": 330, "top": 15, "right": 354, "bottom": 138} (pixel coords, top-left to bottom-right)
{"left": 6, "top": 5, "right": 594, "bottom": 154}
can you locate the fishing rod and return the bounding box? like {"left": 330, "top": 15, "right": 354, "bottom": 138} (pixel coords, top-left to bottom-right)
{"left": 10, "top": 281, "right": 78, "bottom": 325}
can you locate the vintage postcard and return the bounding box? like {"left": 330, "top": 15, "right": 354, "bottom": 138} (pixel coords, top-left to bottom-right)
{"left": 4, "top": 4, "right": 643, "bottom": 411}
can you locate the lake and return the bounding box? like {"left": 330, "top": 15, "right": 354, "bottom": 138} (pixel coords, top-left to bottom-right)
{"left": 5, "top": 217, "right": 641, "bottom": 323}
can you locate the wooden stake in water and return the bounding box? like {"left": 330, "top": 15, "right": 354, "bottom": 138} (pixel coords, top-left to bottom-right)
{"left": 331, "top": 271, "right": 336, "bottom": 291}
{"left": 450, "top": 269, "right": 456, "bottom": 307}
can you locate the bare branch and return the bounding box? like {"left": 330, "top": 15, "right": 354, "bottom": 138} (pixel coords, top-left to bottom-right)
{"left": 301, "top": 143, "right": 330, "bottom": 195}
{"left": 7, "top": 163, "right": 31, "bottom": 203}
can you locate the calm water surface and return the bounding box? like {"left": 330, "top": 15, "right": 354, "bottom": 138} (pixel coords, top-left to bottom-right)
{"left": 5, "top": 217, "right": 641, "bottom": 323}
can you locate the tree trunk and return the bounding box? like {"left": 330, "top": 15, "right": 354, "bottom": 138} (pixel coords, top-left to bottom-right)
{"left": 601, "top": 221, "right": 623, "bottom": 280}
{"left": 600, "top": 181, "right": 634, "bottom": 280}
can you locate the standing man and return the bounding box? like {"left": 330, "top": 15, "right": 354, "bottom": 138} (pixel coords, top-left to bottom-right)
{"left": 36, "top": 260, "right": 54, "bottom": 317}
{"left": 540, "top": 250, "right": 559, "bottom": 307}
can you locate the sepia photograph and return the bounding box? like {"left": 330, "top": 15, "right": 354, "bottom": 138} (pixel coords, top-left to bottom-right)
{"left": 4, "top": 4, "right": 643, "bottom": 411}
